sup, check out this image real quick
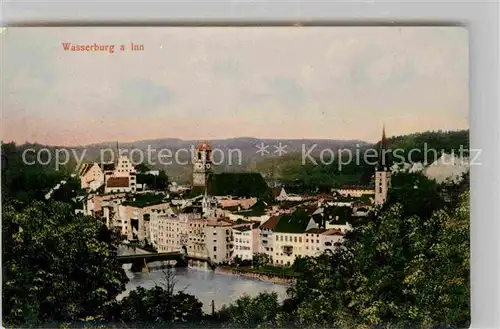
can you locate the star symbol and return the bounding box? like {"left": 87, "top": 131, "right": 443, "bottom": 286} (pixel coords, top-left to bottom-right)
{"left": 273, "top": 143, "right": 288, "bottom": 156}
{"left": 256, "top": 143, "right": 270, "bottom": 156}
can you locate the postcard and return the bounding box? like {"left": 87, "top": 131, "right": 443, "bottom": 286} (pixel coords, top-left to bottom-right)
{"left": 1, "top": 26, "right": 470, "bottom": 328}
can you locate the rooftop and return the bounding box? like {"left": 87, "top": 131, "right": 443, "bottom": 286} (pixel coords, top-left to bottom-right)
{"left": 122, "top": 193, "right": 166, "bottom": 208}
{"left": 260, "top": 216, "right": 280, "bottom": 230}
{"left": 106, "top": 177, "right": 129, "bottom": 188}
{"left": 275, "top": 210, "right": 311, "bottom": 234}
{"left": 233, "top": 226, "right": 252, "bottom": 232}
{"left": 305, "top": 228, "right": 327, "bottom": 234}
{"left": 206, "top": 219, "right": 233, "bottom": 227}
{"left": 207, "top": 173, "right": 272, "bottom": 199}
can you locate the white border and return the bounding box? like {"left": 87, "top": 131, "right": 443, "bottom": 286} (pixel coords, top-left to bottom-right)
{"left": 1, "top": 1, "right": 499, "bottom": 328}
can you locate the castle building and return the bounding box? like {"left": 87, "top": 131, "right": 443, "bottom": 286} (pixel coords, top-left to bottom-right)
{"left": 192, "top": 142, "right": 212, "bottom": 188}
{"left": 374, "top": 126, "right": 392, "bottom": 205}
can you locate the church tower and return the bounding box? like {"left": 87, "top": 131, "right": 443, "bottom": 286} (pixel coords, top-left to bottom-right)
{"left": 192, "top": 142, "right": 212, "bottom": 188}
{"left": 374, "top": 126, "right": 391, "bottom": 206}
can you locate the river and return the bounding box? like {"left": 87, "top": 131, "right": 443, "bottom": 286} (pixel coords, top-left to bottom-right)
{"left": 116, "top": 245, "right": 290, "bottom": 313}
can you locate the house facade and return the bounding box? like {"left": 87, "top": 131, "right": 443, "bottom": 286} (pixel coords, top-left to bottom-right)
{"left": 259, "top": 216, "right": 280, "bottom": 263}
{"left": 79, "top": 163, "right": 105, "bottom": 190}
{"left": 232, "top": 226, "right": 253, "bottom": 261}
{"left": 204, "top": 219, "right": 233, "bottom": 263}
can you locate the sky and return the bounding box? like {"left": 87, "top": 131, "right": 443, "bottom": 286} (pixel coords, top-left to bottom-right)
{"left": 1, "top": 26, "right": 468, "bottom": 146}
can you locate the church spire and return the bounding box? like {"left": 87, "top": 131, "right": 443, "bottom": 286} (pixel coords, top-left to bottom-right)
{"left": 377, "top": 125, "right": 389, "bottom": 170}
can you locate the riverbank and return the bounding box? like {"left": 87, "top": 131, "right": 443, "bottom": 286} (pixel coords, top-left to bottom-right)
{"left": 216, "top": 266, "right": 296, "bottom": 285}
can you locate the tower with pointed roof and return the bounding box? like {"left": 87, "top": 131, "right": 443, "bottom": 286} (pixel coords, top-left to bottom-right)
{"left": 192, "top": 142, "right": 213, "bottom": 188}
{"left": 374, "top": 125, "right": 391, "bottom": 205}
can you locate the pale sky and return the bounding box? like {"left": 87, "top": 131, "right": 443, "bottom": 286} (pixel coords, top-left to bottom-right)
{"left": 1, "top": 27, "right": 468, "bottom": 146}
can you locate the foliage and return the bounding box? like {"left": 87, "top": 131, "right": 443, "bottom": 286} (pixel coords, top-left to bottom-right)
{"left": 286, "top": 180, "right": 470, "bottom": 328}
{"left": 255, "top": 130, "right": 469, "bottom": 191}
{"left": 136, "top": 170, "right": 169, "bottom": 191}
{"left": 1, "top": 142, "right": 74, "bottom": 204}
{"left": 135, "top": 163, "right": 151, "bottom": 173}
{"left": 252, "top": 253, "right": 272, "bottom": 268}
{"left": 214, "top": 292, "right": 280, "bottom": 328}
{"left": 2, "top": 200, "right": 129, "bottom": 326}
{"left": 115, "top": 268, "right": 204, "bottom": 325}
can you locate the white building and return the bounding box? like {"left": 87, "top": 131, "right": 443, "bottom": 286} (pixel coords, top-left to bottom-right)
{"left": 259, "top": 216, "right": 280, "bottom": 263}
{"left": 334, "top": 185, "right": 374, "bottom": 198}
{"left": 79, "top": 163, "right": 105, "bottom": 191}
{"left": 304, "top": 228, "right": 344, "bottom": 257}
{"left": 103, "top": 155, "right": 137, "bottom": 194}
{"left": 149, "top": 208, "right": 187, "bottom": 252}
{"left": 204, "top": 219, "right": 233, "bottom": 264}
{"left": 232, "top": 226, "right": 253, "bottom": 261}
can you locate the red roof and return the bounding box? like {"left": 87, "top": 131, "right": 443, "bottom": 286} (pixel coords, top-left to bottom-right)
{"left": 197, "top": 142, "right": 212, "bottom": 151}
{"left": 106, "top": 177, "right": 129, "bottom": 188}
{"left": 260, "top": 216, "right": 280, "bottom": 230}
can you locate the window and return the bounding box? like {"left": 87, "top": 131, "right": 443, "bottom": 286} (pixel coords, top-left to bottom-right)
{"left": 299, "top": 237, "right": 302, "bottom": 243}
{"left": 316, "top": 240, "right": 319, "bottom": 244}
{"left": 294, "top": 236, "right": 297, "bottom": 243}
{"left": 306, "top": 239, "right": 309, "bottom": 243}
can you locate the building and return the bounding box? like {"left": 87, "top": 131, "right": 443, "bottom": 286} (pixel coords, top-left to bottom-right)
{"left": 304, "top": 228, "right": 344, "bottom": 257}
{"left": 149, "top": 208, "right": 188, "bottom": 252}
{"left": 272, "top": 212, "right": 316, "bottom": 266}
{"left": 375, "top": 126, "right": 392, "bottom": 205}
{"left": 205, "top": 218, "right": 233, "bottom": 263}
{"left": 185, "top": 207, "right": 208, "bottom": 258}
{"left": 79, "top": 162, "right": 118, "bottom": 191}
{"left": 114, "top": 202, "right": 171, "bottom": 241}
{"left": 232, "top": 222, "right": 260, "bottom": 262}
{"left": 259, "top": 216, "right": 280, "bottom": 263}
{"left": 85, "top": 193, "right": 127, "bottom": 218}
{"left": 273, "top": 187, "right": 288, "bottom": 201}
{"left": 105, "top": 177, "right": 132, "bottom": 194}
{"left": 334, "top": 185, "right": 374, "bottom": 198}
{"left": 218, "top": 196, "right": 258, "bottom": 210}
{"left": 79, "top": 163, "right": 105, "bottom": 190}
{"left": 192, "top": 142, "right": 212, "bottom": 188}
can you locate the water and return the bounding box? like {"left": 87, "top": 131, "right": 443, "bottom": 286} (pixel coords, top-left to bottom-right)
{"left": 116, "top": 246, "right": 290, "bottom": 313}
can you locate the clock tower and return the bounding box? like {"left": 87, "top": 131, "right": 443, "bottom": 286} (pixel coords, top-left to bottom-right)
{"left": 192, "top": 142, "right": 212, "bottom": 187}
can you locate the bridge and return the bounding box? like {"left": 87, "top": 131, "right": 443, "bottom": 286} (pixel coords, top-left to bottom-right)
{"left": 116, "top": 250, "right": 215, "bottom": 272}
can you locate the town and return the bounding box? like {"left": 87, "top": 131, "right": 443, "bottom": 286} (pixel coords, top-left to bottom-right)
{"left": 77, "top": 129, "right": 391, "bottom": 270}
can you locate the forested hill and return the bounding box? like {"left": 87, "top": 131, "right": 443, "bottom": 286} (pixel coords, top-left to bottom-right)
{"left": 1, "top": 130, "right": 468, "bottom": 187}
{"left": 253, "top": 129, "right": 469, "bottom": 192}
{"left": 1, "top": 138, "right": 366, "bottom": 184}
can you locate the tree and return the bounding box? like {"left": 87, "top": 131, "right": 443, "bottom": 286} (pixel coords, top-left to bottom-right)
{"left": 215, "top": 292, "right": 280, "bottom": 328}
{"left": 287, "top": 187, "right": 470, "bottom": 329}
{"left": 2, "top": 200, "right": 128, "bottom": 326}
{"left": 253, "top": 253, "right": 271, "bottom": 268}
{"left": 135, "top": 163, "right": 151, "bottom": 174}
{"left": 116, "top": 267, "right": 203, "bottom": 325}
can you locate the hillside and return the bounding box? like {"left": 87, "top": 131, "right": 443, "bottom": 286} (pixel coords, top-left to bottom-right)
{"left": 254, "top": 130, "right": 469, "bottom": 192}
{"left": 2, "top": 138, "right": 366, "bottom": 184}
{"left": 2, "top": 130, "right": 467, "bottom": 186}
